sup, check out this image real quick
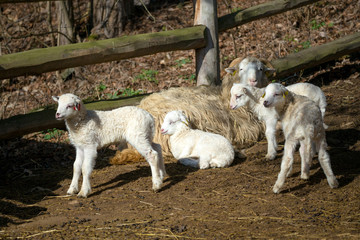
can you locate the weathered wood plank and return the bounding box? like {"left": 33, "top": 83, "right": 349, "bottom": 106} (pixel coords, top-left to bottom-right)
{"left": 218, "top": 0, "right": 321, "bottom": 32}
{"left": 0, "top": 26, "right": 207, "bottom": 80}
{"left": 272, "top": 32, "right": 360, "bottom": 77}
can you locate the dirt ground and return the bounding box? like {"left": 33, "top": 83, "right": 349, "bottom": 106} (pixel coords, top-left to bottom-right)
{"left": 1, "top": 0, "right": 360, "bottom": 239}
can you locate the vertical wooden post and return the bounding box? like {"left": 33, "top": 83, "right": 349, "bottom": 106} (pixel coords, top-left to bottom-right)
{"left": 194, "top": 0, "right": 220, "bottom": 86}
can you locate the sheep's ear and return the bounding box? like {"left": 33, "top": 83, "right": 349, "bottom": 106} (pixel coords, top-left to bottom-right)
{"left": 52, "top": 96, "right": 59, "bottom": 102}
{"left": 242, "top": 88, "right": 248, "bottom": 95}
{"left": 264, "top": 67, "right": 276, "bottom": 77}
{"left": 225, "top": 67, "right": 236, "bottom": 74}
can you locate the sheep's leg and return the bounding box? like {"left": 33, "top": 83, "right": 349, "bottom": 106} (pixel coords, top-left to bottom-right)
{"left": 132, "top": 140, "right": 163, "bottom": 191}
{"left": 265, "top": 118, "right": 278, "bottom": 160}
{"left": 317, "top": 138, "right": 339, "bottom": 189}
{"left": 67, "top": 147, "right": 84, "bottom": 195}
{"left": 152, "top": 143, "right": 167, "bottom": 180}
{"left": 78, "top": 146, "right": 97, "bottom": 198}
{"left": 273, "top": 139, "right": 297, "bottom": 194}
{"left": 199, "top": 156, "right": 211, "bottom": 169}
{"left": 145, "top": 149, "right": 163, "bottom": 191}
{"left": 178, "top": 158, "right": 200, "bottom": 168}
{"left": 299, "top": 139, "right": 313, "bottom": 180}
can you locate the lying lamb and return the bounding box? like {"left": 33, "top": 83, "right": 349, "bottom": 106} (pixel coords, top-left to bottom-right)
{"left": 52, "top": 93, "right": 166, "bottom": 197}
{"left": 230, "top": 82, "right": 328, "bottom": 160}
{"left": 225, "top": 57, "right": 275, "bottom": 88}
{"left": 262, "top": 83, "right": 338, "bottom": 193}
{"left": 160, "top": 110, "right": 234, "bottom": 169}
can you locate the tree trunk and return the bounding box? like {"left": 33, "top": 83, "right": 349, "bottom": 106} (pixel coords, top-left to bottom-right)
{"left": 91, "top": 0, "right": 134, "bottom": 38}
{"left": 194, "top": 0, "right": 220, "bottom": 86}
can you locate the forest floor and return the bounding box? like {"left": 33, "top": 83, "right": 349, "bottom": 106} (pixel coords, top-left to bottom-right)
{"left": 0, "top": 0, "right": 359, "bottom": 239}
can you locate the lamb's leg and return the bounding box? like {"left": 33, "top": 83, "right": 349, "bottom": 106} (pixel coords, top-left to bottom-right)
{"left": 132, "top": 140, "right": 163, "bottom": 191}
{"left": 152, "top": 143, "right": 167, "bottom": 180}
{"left": 145, "top": 149, "right": 163, "bottom": 191}
{"left": 78, "top": 146, "right": 97, "bottom": 198}
{"left": 67, "top": 147, "right": 84, "bottom": 195}
{"left": 317, "top": 138, "right": 339, "bottom": 189}
{"left": 299, "top": 139, "right": 313, "bottom": 180}
{"left": 265, "top": 118, "right": 278, "bottom": 160}
{"left": 273, "top": 139, "right": 297, "bottom": 194}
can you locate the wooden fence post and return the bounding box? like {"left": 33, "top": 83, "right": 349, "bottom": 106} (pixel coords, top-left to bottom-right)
{"left": 194, "top": 0, "right": 220, "bottom": 86}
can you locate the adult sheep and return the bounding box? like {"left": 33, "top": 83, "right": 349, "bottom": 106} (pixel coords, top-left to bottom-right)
{"left": 136, "top": 59, "right": 266, "bottom": 157}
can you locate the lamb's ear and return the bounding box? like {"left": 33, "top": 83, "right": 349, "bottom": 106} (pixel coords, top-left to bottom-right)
{"left": 52, "top": 96, "right": 59, "bottom": 102}
{"left": 74, "top": 96, "right": 82, "bottom": 111}
{"left": 225, "top": 66, "right": 236, "bottom": 74}
{"left": 283, "top": 90, "right": 289, "bottom": 99}
{"left": 180, "top": 111, "right": 188, "bottom": 123}
{"left": 242, "top": 88, "right": 248, "bottom": 95}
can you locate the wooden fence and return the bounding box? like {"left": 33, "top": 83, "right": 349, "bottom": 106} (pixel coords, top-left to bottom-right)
{"left": 0, "top": 0, "right": 360, "bottom": 140}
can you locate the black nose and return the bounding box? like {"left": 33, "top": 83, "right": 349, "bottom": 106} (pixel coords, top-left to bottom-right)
{"left": 56, "top": 112, "right": 60, "bottom": 118}
{"left": 263, "top": 101, "right": 268, "bottom": 107}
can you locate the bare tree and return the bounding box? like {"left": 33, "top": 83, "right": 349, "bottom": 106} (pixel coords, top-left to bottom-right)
{"left": 91, "top": 0, "right": 134, "bottom": 38}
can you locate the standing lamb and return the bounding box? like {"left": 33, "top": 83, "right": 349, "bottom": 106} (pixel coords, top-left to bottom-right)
{"left": 225, "top": 57, "right": 275, "bottom": 88}
{"left": 286, "top": 82, "right": 327, "bottom": 122}
{"left": 52, "top": 93, "right": 166, "bottom": 198}
{"left": 230, "top": 83, "right": 279, "bottom": 161}
{"left": 161, "top": 110, "right": 234, "bottom": 169}
{"left": 262, "top": 83, "right": 338, "bottom": 193}
{"left": 230, "top": 82, "right": 328, "bottom": 160}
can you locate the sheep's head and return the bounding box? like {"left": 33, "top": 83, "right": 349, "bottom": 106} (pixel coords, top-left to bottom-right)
{"left": 160, "top": 110, "right": 189, "bottom": 135}
{"left": 52, "top": 93, "right": 82, "bottom": 120}
{"left": 262, "top": 83, "right": 288, "bottom": 108}
{"left": 230, "top": 83, "right": 251, "bottom": 110}
{"left": 225, "top": 57, "right": 275, "bottom": 88}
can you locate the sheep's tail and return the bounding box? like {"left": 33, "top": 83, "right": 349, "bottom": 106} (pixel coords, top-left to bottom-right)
{"left": 178, "top": 158, "right": 200, "bottom": 168}
{"left": 109, "top": 149, "right": 145, "bottom": 165}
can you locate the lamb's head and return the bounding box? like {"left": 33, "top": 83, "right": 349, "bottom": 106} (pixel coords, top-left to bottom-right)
{"left": 225, "top": 57, "right": 275, "bottom": 88}
{"left": 52, "top": 93, "right": 83, "bottom": 120}
{"left": 262, "top": 83, "right": 289, "bottom": 108}
{"left": 230, "top": 83, "right": 252, "bottom": 110}
{"left": 161, "top": 110, "right": 189, "bottom": 135}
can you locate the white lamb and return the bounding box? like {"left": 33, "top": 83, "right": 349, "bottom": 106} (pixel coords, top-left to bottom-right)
{"left": 160, "top": 110, "right": 234, "bottom": 169}
{"left": 52, "top": 93, "right": 166, "bottom": 198}
{"left": 230, "top": 83, "right": 279, "bottom": 160}
{"left": 262, "top": 83, "right": 338, "bottom": 193}
{"left": 286, "top": 82, "right": 327, "bottom": 122}
{"left": 230, "top": 82, "right": 328, "bottom": 160}
{"left": 225, "top": 57, "right": 275, "bottom": 88}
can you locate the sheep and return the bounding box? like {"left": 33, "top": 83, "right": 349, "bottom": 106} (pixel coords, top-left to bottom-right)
{"left": 52, "top": 93, "right": 166, "bottom": 197}
{"left": 113, "top": 57, "right": 265, "bottom": 162}
{"left": 230, "top": 83, "right": 279, "bottom": 161}
{"left": 262, "top": 83, "right": 338, "bottom": 193}
{"left": 225, "top": 57, "right": 275, "bottom": 88}
{"left": 230, "top": 82, "right": 328, "bottom": 160}
{"left": 286, "top": 82, "right": 327, "bottom": 126}
{"left": 160, "top": 110, "right": 234, "bottom": 169}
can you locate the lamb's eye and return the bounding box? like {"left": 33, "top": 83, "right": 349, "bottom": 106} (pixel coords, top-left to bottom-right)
{"left": 274, "top": 93, "right": 280, "bottom": 96}
{"left": 236, "top": 95, "right": 242, "bottom": 99}
{"left": 67, "top": 104, "right": 74, "bottom": 109}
